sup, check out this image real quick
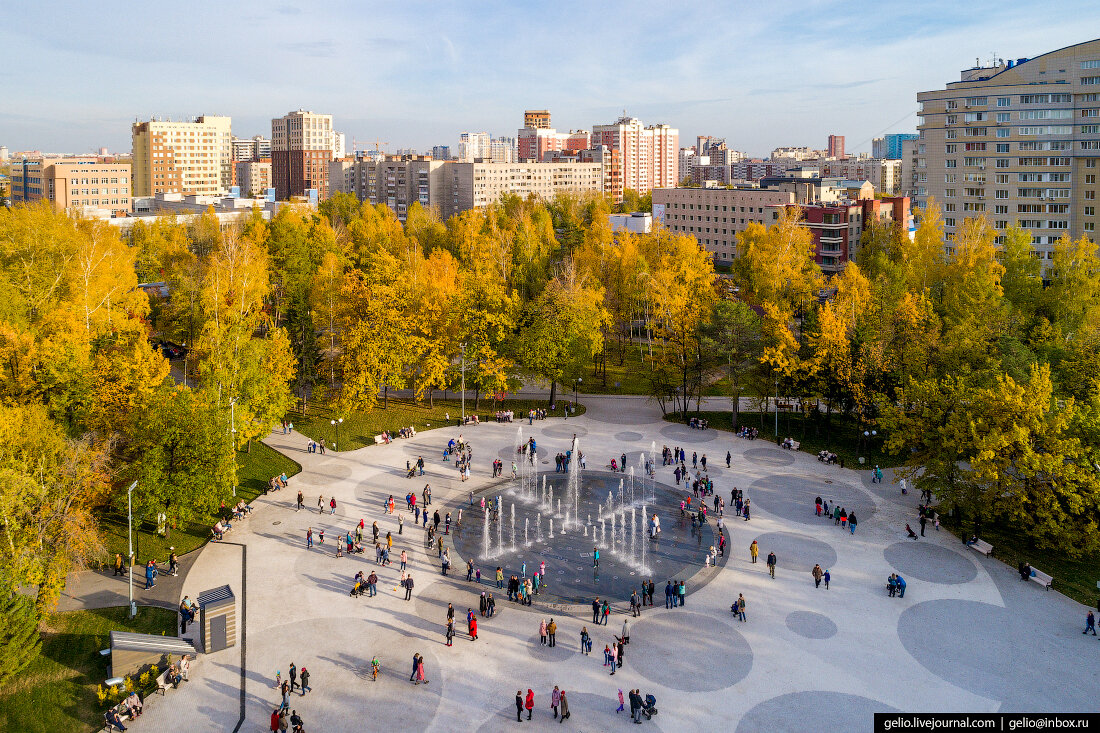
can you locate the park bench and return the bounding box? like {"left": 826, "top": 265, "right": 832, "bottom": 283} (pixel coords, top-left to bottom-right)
{"left": 373, "top": 434, "right": 386, "bottom": 444}
{"left": 155, "top": 669, "right": 171, "bottom": 694}
{"left": 102, "top": 704, "right": 131, "bottom": 732}
{"left": 967, "top": 539, "right": 994, "bottom": 557}
{"left": 1029, "top": 567, "right": 1054, "bottom": 590}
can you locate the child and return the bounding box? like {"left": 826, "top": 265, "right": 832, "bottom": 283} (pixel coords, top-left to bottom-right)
{"left": 616, "top": 688, "right": 625, "bottom": 713}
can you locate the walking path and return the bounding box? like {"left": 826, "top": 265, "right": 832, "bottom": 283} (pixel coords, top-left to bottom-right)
{"left": 98, "top": 395, "right": 1096, "bottom": 731}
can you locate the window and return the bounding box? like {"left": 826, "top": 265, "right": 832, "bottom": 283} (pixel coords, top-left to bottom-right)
{"left": 1086, "top": 206, "right": 1096, "bottom": 216}
{"left": 944, "top": 217, "right": 956, "bottom": 227}
{"left": 995, "top": 205, "right": 1009, "bottom": 214}
{"left": 997, "top": 97, "right": 1011, "bottom": 107}
{"left": 964, "top": 157, "right": 985, "bottom": 167}
{"left": 947, "top": 100, "right": 958, "bottom": 109}
{"left": 1020, "top": 109, "right": 1073, "bottom": 119}
{"left": 996, "top": 190, "right": 1009, "bottom": 199}
{"left": 996, "top": 112, "right": 1011, "bottom": 123}
{"left": 997, "top": 129, "right": 1010, "bottom": 138}
{"left": 1083, "top": 125, "right": 1100, "bottom": 133}
{"left": 964, "top": 127, "right": 987, "bottom": 136}
{"left": 945, "top": 159, "right": 957, "bottom": 168}
{"left": 964, "top": 112, "right": 987, "bottom": 122}
{"left": 945, "top": 144, "right": 957, "bottom": 153}
{"left": 965, "top": 96, "right": 987, "bottom": 106}
{"left": 996, "top": 174, "right": 1009, "bottom": 183}
{"left": 1083, "top": 141, "right": 1100, "bottom": 150}
{"left": 996, "top": 143, "right": 1010, "bottom": 152}
{"left": 945, "top": 188, "right": 956, "bottom": 198}
{"left": 946, "top": 130, "right": 957, "bottom": 139}
{"left": 1082, "top": 59, "right": 1100, "bottom": 69}
{"left": 996, "top": 159, "right": 1010, "bottom": 168}
{"left": 1088, "top": 190, "right": 1097, "bottom": 200}
{"left": 946, "top": 114, "right": 958, "bottom": 125}
{"left": 1082, "top": 76, "right": 1100, "bottom": 85}
{"left": 965, "top": 143, "right": 986, "bottom": 151}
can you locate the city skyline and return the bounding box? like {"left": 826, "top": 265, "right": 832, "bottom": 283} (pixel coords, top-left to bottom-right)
{"left": 1, "top": 0, "right": 1094, "bottom": 156}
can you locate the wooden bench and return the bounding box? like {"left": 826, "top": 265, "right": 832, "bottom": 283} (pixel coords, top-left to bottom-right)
{"left": 1029, "top": 567, "right": 1054, "bottom": 590}
{"left": 103, "top": 706, "right": 131, "bottom": 733}
{"left": 155, "top": 669, "right": 170, "bottom": 695}
{"left": 373, "top": 434, "right": 386, "bottom": 445}
{"left": 967, "top": 539, "right": 994, "bottom": 557}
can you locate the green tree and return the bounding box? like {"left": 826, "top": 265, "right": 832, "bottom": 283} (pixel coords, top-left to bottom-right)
{"left": 701, "top": 299, "right": 763, "bottom": 427}
{"left": 0, "top": 586, "right": 42, "bottom": 684}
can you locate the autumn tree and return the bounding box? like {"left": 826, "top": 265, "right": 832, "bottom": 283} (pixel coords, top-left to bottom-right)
{"left": 700, "top": 298, "right": 763, "bottom": 426}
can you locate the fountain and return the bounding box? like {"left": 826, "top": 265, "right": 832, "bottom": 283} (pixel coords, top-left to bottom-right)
{"left": 566, "top": 436, "right": 581, "bottom": 529}
{"left": 482, "top": 506, "right": 491, "bottom": 559}
{"left": 497, "top": 506, "right": 503, "bottom": 552}
{"left": 601, "top": 520, "right": 606, "bottom": 546}
{"left": 562, "top": 509, "right": 569, "bottom": 533}
{"left": 557, "top": 498, "right": 561, "bottom": 517}
{"left": 630, "top": 508, "right": 637, "bottom": 565}
{"left": 630, "top": 467, "right": 635, "bottom": 507}
{"left": 525, "top": 517, "right": 529, "bottom": 546}
{"left": 549, "top": 518, "right": 554, "bottom": 539}
{"left": 640, "top": 505, "right": 648, "bottom": 573}
{"left": 511, "top": 504, "right": 516, "bottom": 551}
{"left": 537, "top": 513, "right": 542, "bottom": 543}
{"left": 610, "top": 512, "right": 617, "bottom": 551}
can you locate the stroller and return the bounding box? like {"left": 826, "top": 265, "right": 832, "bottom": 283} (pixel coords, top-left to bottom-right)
{"left": 641, "top": 693, "right": 658, "bottom": 719}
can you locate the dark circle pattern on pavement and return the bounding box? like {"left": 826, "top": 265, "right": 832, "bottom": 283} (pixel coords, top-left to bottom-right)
{"left": 615, "top": 431, "right": 644, "bottom": 442}
{"left": 314, "top": 461, "right": 353, "bottom": 480}
{"left": 659, "top": 424, "right": 718, "bottom": 442}
{"left": 898, "top": 600, "right": 1011, "bottom": 700}
{"left": 476, "top": 691, "right": 667, "bottom": 731}
{"left": 543, "top": 424, "right": 588, "bottom": 438}
{"left": 736, "top": 692, "right": 900, "bottom": 732}
{"left": 884, "top": 541, "right": 977, "bottom": 584}
{"left": 743, "top": 447, "right": 795, "bottom": 467}
{"left": 749, "top": 532, "right": 838, "bottom": 573}
{"left": 747, "top": 473, "right": 876, "bottom": 525}
{"left": 626, "top": 610, "right": 750, "bottom": 691}
{"left": 785, "top": 610, "right": 838, "bottom": 639}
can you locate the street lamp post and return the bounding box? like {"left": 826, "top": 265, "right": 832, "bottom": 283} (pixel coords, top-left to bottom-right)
{"left": 774, "top": 373, "right": 779, "bottom": 438}
{"left": 126, "top": 480, "right": 137, "bottom": 618}
{"left": 460, "top": 343, "right": 467, "bottom": 426}
{"left": 331, "top": 417, "right": 343, "bottom": 450}
{"left": 574, "top": 378, "right": 581, "bottom": 408}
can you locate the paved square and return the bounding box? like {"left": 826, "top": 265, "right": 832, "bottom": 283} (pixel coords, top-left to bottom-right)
{"left": 135, "top": 397, "right": 1098, "bottom": 731}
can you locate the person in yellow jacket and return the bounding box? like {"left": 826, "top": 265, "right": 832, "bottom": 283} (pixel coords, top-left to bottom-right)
{"left": 749, "top": 539, "right": 759, "bottom": 563}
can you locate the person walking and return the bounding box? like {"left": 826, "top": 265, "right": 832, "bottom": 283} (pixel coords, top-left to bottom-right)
{"left": 113, "top": 553, "right": 125, "bottom": 576}
{"left": 317, "top": 495, "right": 324, "bottom": 514}
{"left": 848, "top": 512, "right": 858, "bottom": 534}
{"left": 299, "top": 667, "right": 310, "bottom": 695}
{"left": 296, "top": 491, "right": 303, "bottom": 511}
{"left": 404, "top": 574, "right": 414, "bottom": 601}
{"left": 288, "top": 663, "right": 298, "bottom": 692}
{"left": 736, "top": 593, "right": 746, "bottom": 621}
{"left": 1084, "top": 610, "right": 1097, "bottom": 636}
{"left": 824, "top": 569, "right": 831, "bottom": 589}
{"left": 766, "top": 551, "right": 776, "bottom": 578}
{"left": 812, "top": 564, "right": 824, "bottom": 588}
{"left": 445, "top": 619, "right": 455, "bottom": 646}
{"left": 306, "top": 527, "right": 313, "bottom": 549}
{"left": 750, "top": 539, "right": 759, "bottom": 563}
{"left": 678, "top": 580, "right": 686, "bottom": 607}
{"left": 593, "top": 546, "right": 599, "bottom": 569}
{"left": 547, "top": 618, "right": 557, "bottom": 647}
{"left": 602, "top": 599, "right": 611, "bottom": 625}
{"left": 919, "top": 514, "right": 927, "bottom": 537}
{"left": 592, "top": 597, "right": 601, "bottom": 624}
{"left": 580, "top": 626, "right": 591, "bottom": 655}
{"left": 616, "top": 688, "right": 626, "bottom": 713}
{"left": 608, "top": 642, "right": 617, "bottom": 675}
{"left": 559, "top": 690, "right": 570, "bottom": 722}
{"left": 726, "top": 450, "right": 731, "bottom": 468}
{"left": 665, "top": 581, "right": 674, "bottom": 608}
{"left": 516, "top": 691, "right": 525, "bottom": 722}
{"left": 525, "top": 689, "right": 535, "bottom": 720}
{"left": 630, "top": 689, "right": 642, "bottom": 724}
{"left": 539, "top": 619, "right": 548, "bottom": 646}
{"left": 552, "top": 686, "right": 561, "bottom": 719}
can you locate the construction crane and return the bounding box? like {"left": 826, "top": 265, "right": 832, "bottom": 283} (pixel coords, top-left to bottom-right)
{"left": 353, "top": 138, "right": 390, "bottom": 154}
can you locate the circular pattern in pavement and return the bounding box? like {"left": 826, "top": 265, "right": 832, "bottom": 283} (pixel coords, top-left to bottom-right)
{"left": 748, "top": 473, "right": 876, "bottom": 526}
{"left": 543, "top": 424, "right": 587, "bottom": 438}
{"left": 898, "top": 600, "right": 1011, "bottom": 700}
{"left": 785, "top": 610, "right": 837, "bottom": 640}
{"left": 750, "top": 532, "right": 837, "bottom": 573}
{"left": 315, "top": 461, "right": 354, "bottom": 480}
{"left": 626, "top": 610, "right": 750, "bottom": 691}
{"left": 659, "top": 424, "right": 718, "bottom": 442}
{"left": 737, "top": 692, "right": 900, "bottom": 732}
{"left": 743, "top": 447, "right": 795, "bottom": 467}
{"left": 884, "top": 541, "right": 977, "bottom": 584}
{"left": 615, "top": 431, "right": 644, "bottom": 442}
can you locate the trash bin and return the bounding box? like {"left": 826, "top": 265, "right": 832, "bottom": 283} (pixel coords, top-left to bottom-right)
{"left": 197, "top": 585, "right": 236, "bottom": 653}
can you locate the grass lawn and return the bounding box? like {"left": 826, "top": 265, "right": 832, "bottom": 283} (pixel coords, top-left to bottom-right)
{"left": 664, "top": 409, "right": 903, "bottom": 469}
{"left": 290, "top": 397, "right": 585, "bottom": 452}
{"left": 941, "top": 521, "right": 1100, "bottom": 607}
{"left": 0, "top": 606, "right": 176, "bottom": 733}
{"left": 584, "top": 344, "right": 656, "bottom": 395}
{"left": 99, "top": 441, "right": 301, "bottom": 563}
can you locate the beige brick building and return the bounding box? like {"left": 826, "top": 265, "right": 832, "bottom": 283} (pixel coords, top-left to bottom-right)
{"left": 916, "top": 39, "right": 1100, "bottom": 260}
{"left": 131, "top": 115, "right": 232, "bottom": 196}
{"left": 652, "top": 186, "right": 794, "bottom": 263}
{"left": 9, "top": 157, "right": 132, "bottom": 215}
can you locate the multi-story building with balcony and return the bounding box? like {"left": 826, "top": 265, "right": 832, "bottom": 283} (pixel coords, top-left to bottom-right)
{"left": 131, "top": 115, "right": 232, "bottom": 196}
{"left": 915, "top": 40, "right": 1100, "bottom": 260}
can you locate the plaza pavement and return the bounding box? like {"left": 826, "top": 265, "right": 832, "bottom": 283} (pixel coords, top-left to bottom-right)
{"left": 122, "top": 395, "right": 1096, "bottom": 731}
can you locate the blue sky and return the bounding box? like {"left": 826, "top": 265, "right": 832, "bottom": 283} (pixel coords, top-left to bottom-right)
{"left": 1, "top": 0, "right": 1095, "bottom": 157}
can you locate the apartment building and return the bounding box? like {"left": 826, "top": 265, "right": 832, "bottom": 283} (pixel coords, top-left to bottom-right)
{"left": 828, "top": 135, "right": 846, "bottom": 159}
{"left": 818, "top": 157, "right": 903, "bottom": 195}
{"left": 873, "top": 133, "right": 919, "bottom": 160}
{"left": 442, "top": 161, "right": 604, "bottom": 220}
{"left": 458, "top": 132, "right": 491, "bottom": 162}
{"left": 652, "top": 186, "right": 794, "bottom": 263}
{"left": 797, "top": 196, "right": 911, "bottom": 274}
{"left": 543, "top": 145, "right": 621, "bottom": 202}
{"left": 524, "top": 110, "right": 552, "bottom": 129}
{"left": 915, "top": 39, "right": 1100, "bottom": 259}
{"left": 591, "top": 116, "right": 679, "bottom": 194}
{"left": 517, "top": 127, "right": 590, "bottom": 163}
{"left": 272, "top": 110, "right": 334, "bottom": 200}
{"left": 9, "top": 157, "right": 132, "bottom": 215}
{"left": 131, "top": 115, "right": 232, "bottom": 196}
{"left": 235, "top": 161, "right": 272, "bottom": 197}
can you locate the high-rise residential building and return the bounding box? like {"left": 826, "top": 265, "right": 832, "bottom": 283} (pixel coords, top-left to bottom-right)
{"left": 827, "top": 135, "right": 846, "bottom": 159}
{"left": 872, "top": 133, "right": 919, "bottom": 160}
{"left": 458, "top": 132, "right": 491, "bottom": 162}
{"left": 271, "top": 109, "right": 334, "bottom": 200}
{"left": 431, "top": 145, "right": 452, "bottom": 161}
{"left": 232, "top": 136, "right": 256, "bottom": 162}
{"left": 131, "top": 115, "right": 232, "bottom": 196}
{"left": 770, "top": 146, "right": 827, "bottom": 161}
{"left": 9, "top": 157, "right": 132, "bottom": 215}
{"left": 900, "top": 137, "right": 920, "bottom": 197}
{"left": 916, "top": 39, "right": 1100, "bottom": 259}
{"left": 516, "top": 127, "right": 590, "bottom": 163}
{"left": 590, "top": 116, "right": 679, "bottom": 194}
{"left": 333, "top": 132, "right": 347, "bottom": 160}
{"left": 524, "top": 110, "right": 552, "bottom": 129}
{"left": 1, "top": 145, "right": 11, "bottom": 162}
{"left": 490, "top": 137, "right": 516, "bottom": 163}
{"left": 235, "top": 161, "right": 273, "bottom": 197}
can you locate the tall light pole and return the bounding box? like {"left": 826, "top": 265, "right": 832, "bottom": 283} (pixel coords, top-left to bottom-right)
{"left": 229, "top": 399, "right": 238, "bottom": 497}
{"left": 774, "top": 373, "right": 779, "bottom": 438}
{"left": 460, "top": 342, "right": 467, "bottom": 426}
{"left": 331, "top": 417, "right": 343, "bottom": 450}
{"left": 127, "top": 480, "right": 137, "bottom": 618}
